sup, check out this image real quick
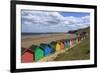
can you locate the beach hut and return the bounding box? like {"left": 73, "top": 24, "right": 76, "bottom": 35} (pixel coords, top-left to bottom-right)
{"left": 56, "top": 42, "right": 61, "bottom": 51}
{"left": 64, "top": 40, "right": 69, "bottom": 48}
{"left": 77, "top": 33, "right": 81, "bottom": 43}
{"left": 21, "top": 48, "right": 34, "bottom": 63}
{"left": 30, "top": 45, "right": 44, "bottom": 61}
{"left": 70, "top": 39, "right": 73, "bottom": 48}
{"left": 50, "top": 41, "right": 57, "bottom": 52}
{"left": 80, "top": 31, "right": 87, "bottom": 40}
{"left": 76, "top": 37, "right": 78, "bottom": 43}
{"left": 63, "top": 40, "right": 66, "bottom": 48}
{"left": 40, "top": 43, "right": 53, "bottom": 56}
{"left": 60, "top": 41, "right": 65, "bottom": 50}
{"left": 72, "top": 38, "right": 74, "bottom": 45}
{"left": 69, "top": 34, "right": 75, "bottom": 46}
{"left": 50, "top": 41, "right": 61, "bottom": 52}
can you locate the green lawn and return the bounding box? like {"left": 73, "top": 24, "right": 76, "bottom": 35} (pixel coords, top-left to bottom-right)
{"left": 54, "top": 36, "right": 90, "bottom": 61}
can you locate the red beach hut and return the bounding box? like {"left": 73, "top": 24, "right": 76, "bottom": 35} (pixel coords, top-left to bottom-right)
{"left": 21, "top": 48, "right": 34, "bottom": 63}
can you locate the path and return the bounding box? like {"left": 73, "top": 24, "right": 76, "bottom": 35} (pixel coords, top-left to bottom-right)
{"left": 38, "top": 44, "right": 78, "bottom": 62}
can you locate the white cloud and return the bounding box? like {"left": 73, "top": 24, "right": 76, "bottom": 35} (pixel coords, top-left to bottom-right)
{"left": 21, "top": 10, "right": 90, "bottom": 33}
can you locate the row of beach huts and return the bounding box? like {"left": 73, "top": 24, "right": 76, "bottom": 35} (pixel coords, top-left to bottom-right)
{"left": 21, "top": 33, "right": 87, "bottom": 63}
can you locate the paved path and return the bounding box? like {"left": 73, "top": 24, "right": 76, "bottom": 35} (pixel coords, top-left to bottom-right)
{"left": 38, "top": 48, "right": 68, "bottom": 62}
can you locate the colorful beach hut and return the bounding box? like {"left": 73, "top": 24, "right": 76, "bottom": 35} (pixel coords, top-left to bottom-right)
{"left": 64, "top": 40, "right": 69, "bottom": 48}
{"left": 69, "top": 39, "right": 73, "bottom": 48}
{"left": 50, "top": 41, "right": 61, "bottom": 52}
{"left": 60, "top": 41, "right": 65, "bottom": 50}
{"left": 40, "top": 43, "right": 53, "bottom": 56}
{"left": 21, "top": 48, "right": 34, "bottom": 63}
{"left": 77, "top": 33, "right": 81, "bottom": 43}
{"left": 30, "top": 45, "right": 44, "bottom": 61}
{"left": 56, "top": 42, "right": 61, "bottom": 51}
{"left": 50, "top": 41, "right": 57, "bottom": 52}
{"left": 80, "top": 31, "right": 87, "bottom": 40}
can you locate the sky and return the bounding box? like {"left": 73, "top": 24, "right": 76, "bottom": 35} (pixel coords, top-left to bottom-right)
{"left": 60, "top": 12, "right": 90, "bottom": 17}
{"left": 21, "top": 10, "right": 90, "bottom": 33}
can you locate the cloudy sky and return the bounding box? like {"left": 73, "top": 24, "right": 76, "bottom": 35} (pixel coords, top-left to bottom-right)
{"left": 21, "top": 10, "right": 90, "bottom": 33}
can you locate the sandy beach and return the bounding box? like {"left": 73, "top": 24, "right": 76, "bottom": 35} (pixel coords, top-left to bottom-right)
{"left": 21, "top": 33, "right": 76, "bottom": 48}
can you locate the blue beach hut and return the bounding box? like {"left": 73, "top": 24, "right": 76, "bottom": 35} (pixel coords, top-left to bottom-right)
{"left": 40, "top": 43, "right": 53, "bottom": 56}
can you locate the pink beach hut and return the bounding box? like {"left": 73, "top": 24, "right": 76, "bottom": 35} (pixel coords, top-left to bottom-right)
{"left": 77, "top": 33, "right": 81, "bottom": 43}
{"left": 69, "top": 39, "right": 73, "bottom": 48}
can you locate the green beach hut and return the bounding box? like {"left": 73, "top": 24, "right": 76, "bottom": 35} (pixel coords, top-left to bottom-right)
{"left": 64, "top": 39, "right": 70, "bottom": 49}
{"left": 30, "top": 45, "right": 44, "bottom": 61}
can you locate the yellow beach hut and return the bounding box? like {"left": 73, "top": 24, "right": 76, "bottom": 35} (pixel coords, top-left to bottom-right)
{"left": 56, "top": 42, "right": 61, "bottom": 52}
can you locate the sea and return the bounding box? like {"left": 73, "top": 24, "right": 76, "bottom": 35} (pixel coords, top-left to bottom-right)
{"left": 21, "top": 33, "right": 63, "bottom": 39}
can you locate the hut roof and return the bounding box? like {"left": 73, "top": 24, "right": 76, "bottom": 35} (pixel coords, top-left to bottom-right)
{"left": 50, "top": 41, "right": 57, "bottom": 51}
{"left": 21, "top": 47, "right": 33, "bottom": 55}
{"left": 50, "top": 41, "right": 57, "bottom": 45}
{"left": 29, "top": 45, "right": 43, "bottom": 52}
{"left": 40, "top": 43, "right": 51, "bottom": 47}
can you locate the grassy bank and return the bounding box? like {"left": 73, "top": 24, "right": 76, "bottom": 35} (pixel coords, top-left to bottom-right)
{"left": 54, "top": 37, "right": 90, "bottom": 61}
{"left": 54, "top": 27, "right": 90, "bottom": 61}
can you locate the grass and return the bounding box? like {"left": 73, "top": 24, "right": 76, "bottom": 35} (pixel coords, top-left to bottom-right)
{"left": 54, "top": 32, "right": 90, "bottom": 61}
